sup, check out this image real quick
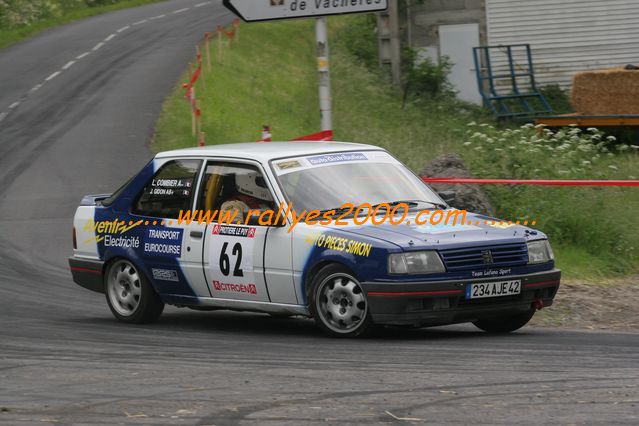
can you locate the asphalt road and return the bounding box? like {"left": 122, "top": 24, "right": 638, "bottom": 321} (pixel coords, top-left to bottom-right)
{"left": 0, "top": 1, "right": 637, "bottom": 424}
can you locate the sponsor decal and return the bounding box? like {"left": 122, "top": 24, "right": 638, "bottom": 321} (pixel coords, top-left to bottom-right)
{"left": 306, "top": 232, "right": 372, "bottom": 257}
{"left": 212, "top": 225, "right": 256, "bottom": 238}
{"left": 212, "top": 280, "right": 257, "bottom": 295}
{"left": 307, "top": 152, "right": 367, "bottom": 165}
{"left": 276, "top": 160, "right": 302, "bottom": 170}
{"left": 103, "top": 235, "right": 140, "bottom": 248}
{"left": 83, "top": 219, "right": 140, "bottom": 244}
{"left": 143, "top": 227, "right": 184, "bottom": 257}
{"left": 471, "top": 268, "right": 512, "bottom": 278}
{"left": 152, "top": 268, "right": 179, "bottom": 282}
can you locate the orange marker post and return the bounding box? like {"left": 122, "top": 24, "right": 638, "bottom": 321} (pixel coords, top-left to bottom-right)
{"left": 196, "top": 45, "right": 205, "bottom": 89}
{"left": 191, "top": 86, "right": 197, "bottom": 136}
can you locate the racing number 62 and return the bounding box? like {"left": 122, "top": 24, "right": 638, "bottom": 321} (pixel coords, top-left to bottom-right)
{"left": 219, "top": 242, "right": 244, "bottom": 277}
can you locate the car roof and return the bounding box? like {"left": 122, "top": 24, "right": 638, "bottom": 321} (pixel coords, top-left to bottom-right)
{"left": 155, "top": 141, "right": 384, "bottom": 163}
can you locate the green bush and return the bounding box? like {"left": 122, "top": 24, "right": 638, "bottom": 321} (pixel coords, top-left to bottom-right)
{"left": 334, "top": 14, "right": 378, "bottom": 70}
{"left": 539, "top": 84, "right": 573, "bottom": 114}
{"left": 0, "top": 0, "right": 127, "bottom": 29}
{"left": 84, "top": 0, "right": 119, "bottom": 7}
{"left": 0, "top": 0, "right": 61, "bottom": 28}
{"left": 402, "top": 48, "right": 454, "bottom": 101}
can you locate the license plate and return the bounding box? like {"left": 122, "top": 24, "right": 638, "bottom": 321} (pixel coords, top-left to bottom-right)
{"left": 466, "top": 280, "right": 521, "bottom": 299}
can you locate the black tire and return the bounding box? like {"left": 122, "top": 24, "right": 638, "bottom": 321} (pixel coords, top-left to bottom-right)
{"left": 104, "top": 259, "right": 164, "bottom": 324}
{"left": 308, "top": 264, "right": 374, "bottom": 338}
{"left": 473, "top": 310, "right": 535, "bottom": 333}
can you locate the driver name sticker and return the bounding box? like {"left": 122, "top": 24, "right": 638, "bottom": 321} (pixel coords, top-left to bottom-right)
{"left": 209, "top": 225, "right": 258, "bottom": 298}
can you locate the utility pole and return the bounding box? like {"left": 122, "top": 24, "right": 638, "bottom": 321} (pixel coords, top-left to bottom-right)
{"left": 377, "top": 0, "right": 401, "bottom": 85}
{"left": 315, "top": 17, "right": 332, "bottom": 132}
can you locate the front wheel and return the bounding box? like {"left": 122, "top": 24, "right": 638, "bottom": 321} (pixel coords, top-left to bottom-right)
{"left": 473, "top": 310, "right": 535, "bottom": 333}
{"left": 309, "top": 264, "right": 374, "bottom": 338}
{"left": 105, "top": 259, "right": 164, "bottom": 324}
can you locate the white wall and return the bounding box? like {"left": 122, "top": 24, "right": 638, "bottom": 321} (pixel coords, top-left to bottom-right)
{"left": 486, "top": 0, "right": 639, "bottom": 90}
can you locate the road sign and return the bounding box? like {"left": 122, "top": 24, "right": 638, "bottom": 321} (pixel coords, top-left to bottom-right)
{"left": 223, "top": 0, "right": 388, "bottom": 22}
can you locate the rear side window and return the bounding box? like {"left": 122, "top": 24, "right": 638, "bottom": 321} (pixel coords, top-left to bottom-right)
{"left": 132, "top": 159, "right": 201, "bottom": 218}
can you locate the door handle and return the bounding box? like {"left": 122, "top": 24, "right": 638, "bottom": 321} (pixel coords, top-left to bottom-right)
{"left": 190, "top": 231, "right": 203, "bottom": 239}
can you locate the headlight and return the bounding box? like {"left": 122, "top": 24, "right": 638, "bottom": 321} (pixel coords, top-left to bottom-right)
{"left": 527, "top": 240, "right": 554, "bottom": 264}
{"left": 388, "top": 251, "right": 445, "bottom": 274}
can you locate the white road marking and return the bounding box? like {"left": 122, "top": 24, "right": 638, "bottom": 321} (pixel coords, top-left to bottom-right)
{"left": 45, "top": 71, "right": 60, "bottom": 81}
{"left": 10, "top": 5, "right": 199, "bottom": 119}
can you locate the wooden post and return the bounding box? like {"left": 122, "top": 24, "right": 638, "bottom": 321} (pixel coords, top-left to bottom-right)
{"left": 191, "top": 86, "right": 197, "bottom": 136}
{"left": 217, "top": 25, "right": 223, "bottom": 63}
{"left": 205, "top": 32, "right": 211, "bottom": 71}
{"left": 186, "top": 62, "right": 196, "bottom": 136}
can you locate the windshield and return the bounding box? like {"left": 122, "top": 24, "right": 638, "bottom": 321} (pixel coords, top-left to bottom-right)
{"left": 274, "top": 152, "right": 443, "bottom": 212}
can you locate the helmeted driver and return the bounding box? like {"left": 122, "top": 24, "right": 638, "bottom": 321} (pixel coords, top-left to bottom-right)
{"left": 220, "top": 172, "right": 273, "bottom": 221}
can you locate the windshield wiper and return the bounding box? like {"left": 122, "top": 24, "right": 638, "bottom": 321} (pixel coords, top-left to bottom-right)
{"left": 318, "top": 206, "right": 355, "bottom": 216}
{"left": 373, "top": 200, "right": 448, "bottom": 210}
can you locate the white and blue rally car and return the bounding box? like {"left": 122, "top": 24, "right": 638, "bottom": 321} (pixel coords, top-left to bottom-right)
{"left": 69, "top": 142, "right": 560, "bottom": 337}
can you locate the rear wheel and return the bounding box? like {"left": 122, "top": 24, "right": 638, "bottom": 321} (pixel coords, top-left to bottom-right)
{"left": 105, "top": 259, "right": 164, "bottom": 324}
{"left": 473, "top": 310, "right": 535, "bottom": 333}
{"left": 309, "top": 264, "right": 374, "bottom": 338}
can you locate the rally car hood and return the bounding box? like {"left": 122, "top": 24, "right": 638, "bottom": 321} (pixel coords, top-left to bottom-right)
{"left": 326, "top": 211, "right": 543, "bottom": 251}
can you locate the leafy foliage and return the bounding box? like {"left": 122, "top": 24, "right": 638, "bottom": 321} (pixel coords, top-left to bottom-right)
{"left": 1, "top": 0, "right": 129, "bottom": 29}
{"left": 334, "top": 14, "right": 378, "bottom": 70}
{"left": 0, "top": 0, "right": 61, "bottom": 28}
{"left": 402, "top": 48, "right": 455, "bottom": 100}
{"left": 464, "top": 123, "right": 638, "bottom": 271}
{"left": 539, "top": 84, "right": 573, "bottom": 114}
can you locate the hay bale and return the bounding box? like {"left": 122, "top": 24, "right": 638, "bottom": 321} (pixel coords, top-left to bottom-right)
{"left": 572, "top": 67, "right": 639, "bottom": 115}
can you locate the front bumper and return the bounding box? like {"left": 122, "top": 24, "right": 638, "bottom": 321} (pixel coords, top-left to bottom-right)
{"left": 69, "top": 257, "right": 105, "bottom": 294}
{"left": 362, "top": 269, "right": 561, "bottom": 326}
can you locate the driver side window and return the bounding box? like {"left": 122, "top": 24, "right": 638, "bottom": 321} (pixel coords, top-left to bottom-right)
{"left": 197, "top": 162, "right": 276, "bottom": 222}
